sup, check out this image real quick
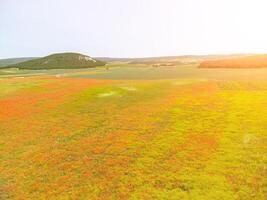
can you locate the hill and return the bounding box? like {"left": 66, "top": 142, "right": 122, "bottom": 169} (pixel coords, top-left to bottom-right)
{"left": 95, "top": 54, "right": 252, "bottom": 65}
{"left": 199, "top": 54, "right": 267, "bottom": 68}
{"left": 5, "top": 53, "right": 106, "bottom": 70}
{"left": 0, "top": 57, "right": 37, "bottom": 68}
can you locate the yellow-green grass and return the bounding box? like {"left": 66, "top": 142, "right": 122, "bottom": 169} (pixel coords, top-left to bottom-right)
{"left": 4, "top": 64, "right": 267, "bottom": 80}
{"left": 0, "top": 77, "right": 266, "bottom": 199}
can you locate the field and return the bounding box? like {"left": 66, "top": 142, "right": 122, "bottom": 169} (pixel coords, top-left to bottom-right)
{"left": 3, "top": 64, "right": 267, "bottom": 80}
{"left": 0, "top": 65, "right": 266, "bottom": 199}
{"left": 200, "top": 55, "right": 267, "bottom": 69}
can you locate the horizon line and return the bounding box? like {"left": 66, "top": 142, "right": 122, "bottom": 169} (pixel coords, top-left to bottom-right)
{"left": 0, "top": 52, "right": 263, "bottom": 60}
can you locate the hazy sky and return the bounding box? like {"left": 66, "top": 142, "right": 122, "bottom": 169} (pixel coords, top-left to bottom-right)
{"left": 1, "top": 0, "right": 267, "bottom": 58}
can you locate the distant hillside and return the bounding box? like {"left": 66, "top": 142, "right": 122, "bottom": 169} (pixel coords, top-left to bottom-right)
{"left": 0, "top": 57, "right": 37, "bottom": 68}
{"left": 95, "top": 57, "right": 132, "bottom": 62}
{"left": 200, "top": 55, "right": 267, "bottom": 68}
{"left": 5, "top": 53, "right": 106, "bottom": 70}
{"left": 140, "top": 55, "right": 254, "bottom": 65}
{"left": 97, "top": 54, "right": 252, "bottom": 65}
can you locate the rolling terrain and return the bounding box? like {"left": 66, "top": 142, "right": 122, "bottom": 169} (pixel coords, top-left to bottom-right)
{"left": 0, "top": 57, "right": 266, "bottom": 199}
{"left": 0, "top": 57, "right": 37, "bottom": 68}
{"left": 96, "top": 54, "right": 252, "bottom": 65}
{"left": 4, "top": 53, "right": 106, "bottom": 70}
{"left": 1, "top": 53, "right": 252, "bottom": 70}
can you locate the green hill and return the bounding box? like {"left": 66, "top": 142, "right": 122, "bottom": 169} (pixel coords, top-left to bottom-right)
{"left": 0, "top": 57, "right": 37, "bottom": 68}
{"left": 5, "top": 53, "right": 106, "bottom": 70}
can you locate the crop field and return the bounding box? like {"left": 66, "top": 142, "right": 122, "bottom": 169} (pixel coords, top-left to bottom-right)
{"left": 0, "top": 74, "right": 266, "bottom": 199}
{"left": 3, "top": 64, "right": 267, "bottom": 80}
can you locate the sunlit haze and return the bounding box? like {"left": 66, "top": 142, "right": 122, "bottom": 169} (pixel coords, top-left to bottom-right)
{"left": 1, "top": 0, "right": 267, "bottom": 58}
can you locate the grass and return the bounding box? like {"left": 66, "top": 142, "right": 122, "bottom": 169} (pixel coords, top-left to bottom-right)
{"left": 0, "top": 76, "right": 266, "bottom": 199}
{"left": 3, "top": 63, "right": 267, "bottom": 80}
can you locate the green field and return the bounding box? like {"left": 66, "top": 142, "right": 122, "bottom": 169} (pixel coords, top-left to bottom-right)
{"left": 3, "top": 64, "right": 267, "bottom": 80}
{"left": 0, "top": 65, "right": 266, "bottom": 199}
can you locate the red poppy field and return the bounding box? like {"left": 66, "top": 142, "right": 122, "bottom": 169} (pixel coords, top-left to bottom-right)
{"left": 0, "top": 77, "right": 266, "bottom": 199}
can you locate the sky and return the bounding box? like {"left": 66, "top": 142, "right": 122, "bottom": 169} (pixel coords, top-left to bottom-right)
{"left": 1, "top": 0, "right": 267, "bottom": 59}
